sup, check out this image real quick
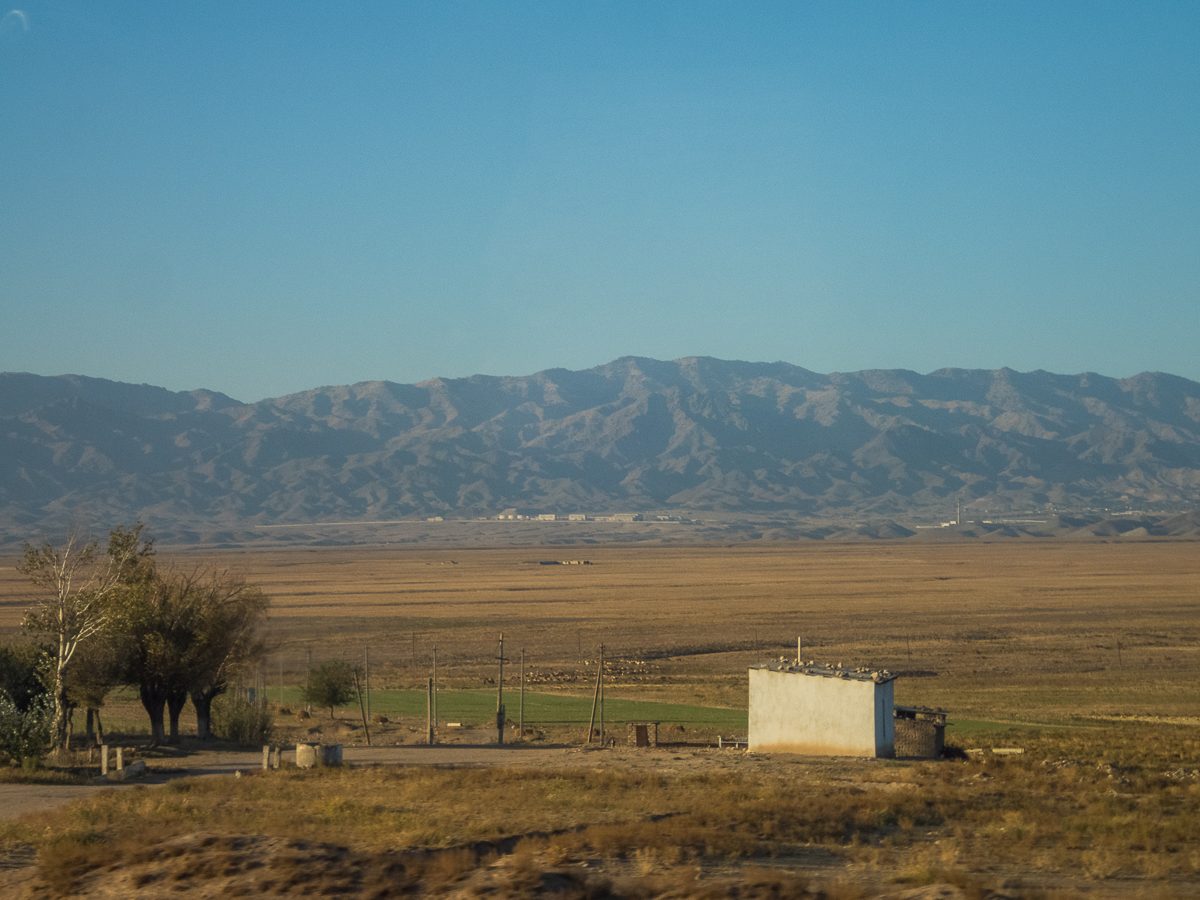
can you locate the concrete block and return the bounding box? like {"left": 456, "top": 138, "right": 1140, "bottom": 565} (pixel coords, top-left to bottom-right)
{"left": 295, "top": 742, "right": 342, "bottom": 768}
{"left": 295, "top": 742, "right": 323, "bottom": 768}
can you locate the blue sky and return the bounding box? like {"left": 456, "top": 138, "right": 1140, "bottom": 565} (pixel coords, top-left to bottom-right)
{"left": 2, "top": 2, "right": 1198, "bottom": 402}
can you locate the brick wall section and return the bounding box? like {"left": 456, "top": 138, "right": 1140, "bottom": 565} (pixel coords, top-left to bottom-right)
{"left": 894, "top": 717, "right": 944, "bottom": 758}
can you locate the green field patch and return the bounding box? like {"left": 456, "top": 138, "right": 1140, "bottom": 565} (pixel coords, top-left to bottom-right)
{"left": 298, "top": 688, "right": 747, "bottom": 731}
{"left": 944, "top": 718, "right": 1045, "bottom": 737}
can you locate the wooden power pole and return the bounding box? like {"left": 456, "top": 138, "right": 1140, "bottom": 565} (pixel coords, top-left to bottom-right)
{"left": 587, "top": 644, "right": 604, "bottom": 743}
{"left": 496, "top": 633, "right": 507, "bottom": 745}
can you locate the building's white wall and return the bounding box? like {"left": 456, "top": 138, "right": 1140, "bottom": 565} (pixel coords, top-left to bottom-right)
{"left": 748, "top": 669, "right": 894, "bottom": 757}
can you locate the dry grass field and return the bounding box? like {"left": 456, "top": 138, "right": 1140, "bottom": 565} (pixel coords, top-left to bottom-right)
{"left": 3, "top": 540, "right": 1198, "bottom": 724}
{"left": 3, "top": 539, "right": 1200, "bottom": 898}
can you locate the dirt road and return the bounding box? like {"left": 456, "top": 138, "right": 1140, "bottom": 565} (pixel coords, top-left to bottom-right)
{"left": 0, "top": 742, "right": 856, "bottom": 822}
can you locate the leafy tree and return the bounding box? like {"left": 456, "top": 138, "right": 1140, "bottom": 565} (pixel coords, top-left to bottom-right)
{"left": 116, "top": 566, "right": 269, "bottom": 745}
{"left": 166, "top": 570, "right": 268, "bottom": 741}
{"left": 114, "top": 570, "right": 190, "bottom": 746}
{"left": 184, "top": 575, "right": 269, "bottom": 741}
{"left": 303, "top": 659, "right": 357, "bottom": 718}
{"left": 64, "top": 636, "right": 125, "bottom": 746}
{"left": 18, "top": 524, "right": 153, "bottom": 753}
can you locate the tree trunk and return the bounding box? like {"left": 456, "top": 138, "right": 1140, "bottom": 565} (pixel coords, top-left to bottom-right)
{"left": 52, "top": 658, "right": 70, "bottom": 755}
{"left": 140, "top": 687, "right": 168, "bottom": 747}
{"left": 95, "top": 709, "right": 105, "bottom": 745}
{"left": 191, "top": 686, "right": 223, "bottom": 741}
{"left": 166, "top": 689, "right": 188, "bottom": 744}
{"left": 85, "top": 708, "right": 95, "bottom": 747}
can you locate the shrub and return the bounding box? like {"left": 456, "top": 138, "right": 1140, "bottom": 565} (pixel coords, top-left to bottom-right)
{"left": 211, "top": 695, "right": 274, "bottom": 746}
{"left": 0, "top": 689, "right": 53, "bottom": 764}
{"left": 0, "top": 642, "right": 46, "bottom": 711}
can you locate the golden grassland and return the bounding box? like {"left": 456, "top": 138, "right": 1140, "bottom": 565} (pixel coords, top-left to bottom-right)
{"left": 2, "top": 540, "right": 1199, "bottom": 897}
{"left": 7, "top": 725, "right": 1200, "bottom": 898}
{"left": 7, "top": 539, "right": 1192, "bottom": 722}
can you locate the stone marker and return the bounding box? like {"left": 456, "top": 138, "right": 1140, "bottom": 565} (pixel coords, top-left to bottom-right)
{"left": 100, "top": 744, "right": 108, "bottom": 776}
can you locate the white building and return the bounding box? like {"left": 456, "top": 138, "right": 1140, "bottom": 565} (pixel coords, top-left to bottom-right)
{"left": 748, "top": 659, "right": 896, "bottom": 757}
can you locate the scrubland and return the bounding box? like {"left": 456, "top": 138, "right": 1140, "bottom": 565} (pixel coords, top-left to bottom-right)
{"left": 1, "top": 539, "right": 1198, "bottom": 897}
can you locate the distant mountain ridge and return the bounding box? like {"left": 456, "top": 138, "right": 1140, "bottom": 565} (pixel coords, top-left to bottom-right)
{"left": 3, "top": 358, "right": 1200, "bottom": 544}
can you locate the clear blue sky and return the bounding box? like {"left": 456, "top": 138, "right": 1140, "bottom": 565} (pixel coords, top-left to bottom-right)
{"left": 2, "top": 2, "right": 1197, "bottom": 402}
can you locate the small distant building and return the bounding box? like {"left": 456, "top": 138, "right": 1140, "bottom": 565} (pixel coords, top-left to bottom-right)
{"left": 749, "top": 657, "right": 897, "bottom": 757}
{"left": 568, "top": 513, "right": 588, "bottom": 521}
{"left": 537, "top": 513, "right": 559, "bottom": 521}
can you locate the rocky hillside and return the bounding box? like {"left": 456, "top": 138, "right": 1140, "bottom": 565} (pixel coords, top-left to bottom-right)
{"left": 3, "top": 358, "right": 1199, "bottom": 543}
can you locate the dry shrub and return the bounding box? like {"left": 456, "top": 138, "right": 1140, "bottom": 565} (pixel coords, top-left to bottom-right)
{"left": 19, "top": 724, "right": 1200, "bottom": 895}
{"left": 421, "top": 847, "right": 477, "bottom": 886}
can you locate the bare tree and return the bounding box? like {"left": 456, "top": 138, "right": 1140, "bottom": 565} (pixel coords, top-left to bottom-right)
{"left": 18, "top": 524, "right": 153, "bottom": 754}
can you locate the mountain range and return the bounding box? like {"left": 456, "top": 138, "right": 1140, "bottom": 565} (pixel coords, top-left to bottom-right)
{"left": 3, "top": 357, "right": 1200, "bottom": 545}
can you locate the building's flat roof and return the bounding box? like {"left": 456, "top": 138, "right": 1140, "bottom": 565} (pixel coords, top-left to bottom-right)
{"left": 895, "top": 705, "right": 948, "bottom": 723}
{"left": 750, "top": 659, "right": 897, "bottom": 684}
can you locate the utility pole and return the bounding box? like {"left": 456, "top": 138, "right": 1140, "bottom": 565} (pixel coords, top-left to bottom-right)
{"left": 427, "top": 677, "right": 434, "bottom": 745}
{"left": 305, "top": 648, "right": 312, "bottom": 714}
{"left": 519, "top": 648, "right": 525, "bottom": 739}
{"left": 587, "top": 644, "right": 604, "bottom": 743}
{"left": 352, "top": 668, "right": 371, "bottom": 746}
{"left": 496, "top": 633, "right": 507, "bottom": 745}
{"left": 364, "top": 647, "right": 370, "bottom": 721}
{"left": 432, "top": 646, "right": 438, "bottom": 728}
{"left": 599, "top": 644, "right": 605, "bottom": 745}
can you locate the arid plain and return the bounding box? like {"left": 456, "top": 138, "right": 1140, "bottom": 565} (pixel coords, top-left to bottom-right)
{"left": 5, "top": 539, "right": 1195, "bottom": 724}
{"left": 3, "top": 539, "right": 1200, "bottom": 899}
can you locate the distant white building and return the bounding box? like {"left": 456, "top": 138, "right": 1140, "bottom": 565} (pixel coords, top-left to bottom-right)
{"left": 749, "top": 657, "right": 896, "bottom": 757}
